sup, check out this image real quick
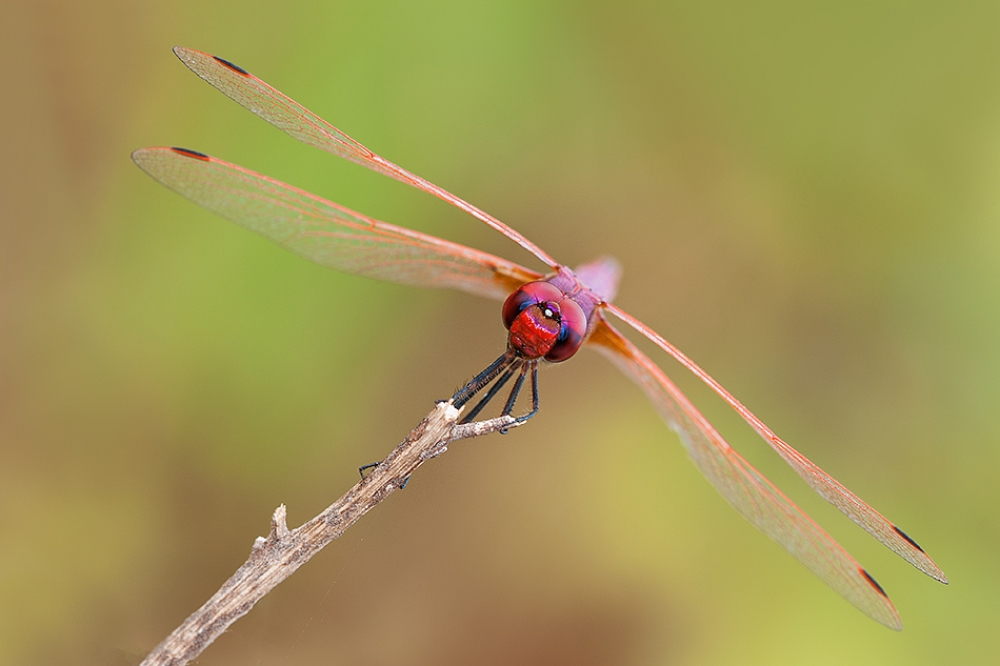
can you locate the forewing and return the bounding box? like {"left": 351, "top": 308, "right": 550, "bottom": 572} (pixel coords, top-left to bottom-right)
{"left": 587, "top": 316, "right": 903, "bottom": 630}
{"left": 171, "top": 46, "right": 559, "bottom": 269}
{"left": 132, "top": 147, "right": 541, "bottom": 300}
{"left": 605, "top": 304, "right": 947, "bottom": 584}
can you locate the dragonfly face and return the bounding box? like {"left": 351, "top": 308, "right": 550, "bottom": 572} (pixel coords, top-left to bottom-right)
{"left": 502, "top": 279, "right": 587, "bottom": 362}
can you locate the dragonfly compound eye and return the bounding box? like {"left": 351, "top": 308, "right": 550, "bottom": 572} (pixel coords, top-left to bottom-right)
{"left": 502, "top": 281, "right": 564, "bottom": 329}
{"left": 544, "top": 296, "right": 586, "bottom": 362}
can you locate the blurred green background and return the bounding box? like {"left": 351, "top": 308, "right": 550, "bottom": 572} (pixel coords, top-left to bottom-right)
{"left": 2, "top": 1, "right": 998, "bottom": 664}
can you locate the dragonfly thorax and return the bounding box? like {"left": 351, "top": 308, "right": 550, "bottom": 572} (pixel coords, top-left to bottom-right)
{"left": 502, "top": 281, "right": 586, "bottom": 362}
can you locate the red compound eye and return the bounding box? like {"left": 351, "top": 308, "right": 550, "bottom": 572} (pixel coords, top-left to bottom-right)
{"left": 503, "top": 282, "right": 564, "bottom": 329}
{"left": 544, "top": 296, "right": 586, "bottom": 362}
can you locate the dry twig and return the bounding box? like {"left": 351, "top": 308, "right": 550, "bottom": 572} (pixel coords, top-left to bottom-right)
{"left": 140, "top": 401, "right": 522, "bottom": 666}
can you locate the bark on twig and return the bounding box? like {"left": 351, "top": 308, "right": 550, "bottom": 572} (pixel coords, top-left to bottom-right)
{"left": 140, "top": 401, "right": 522, "bottom": 666}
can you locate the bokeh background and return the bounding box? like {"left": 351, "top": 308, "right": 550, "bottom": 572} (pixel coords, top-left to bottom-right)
{"left": 3, "top": 1, "right": 998, "bottom": 664}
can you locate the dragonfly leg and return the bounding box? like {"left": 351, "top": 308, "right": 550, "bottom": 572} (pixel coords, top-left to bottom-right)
{"left": 359, "top": 462, "right": 412, "bottom": 490}
{"left": 454, "top": 352, "right": 540, "bottom": 430}
{"left": 459, "top": 365, "right": 517, "bottom": 424}
{"left": 501, "top": 362, "right": 539, "bottom": 433}
{"left": 452, "top": 351, "right": 514, "bottom": 409}
{"left": 501, "top": 363, "right": 528, "bottom": 417}
{"left": 522, "top": 362, "right": 539, "bottom": 421}
{"left": 498, "top": 363, "right": 529, "bottom": 434}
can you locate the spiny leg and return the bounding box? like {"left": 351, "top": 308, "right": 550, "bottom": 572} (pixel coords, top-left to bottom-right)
{"left": 358, "top": 461, "right": 413, "bottom": 490}
{"left": 459, "top": 358, "right": 542, "bottom": 429}
{"left": 515, "top": 363, "right": 539, "bottom": 424}
{"left": 452, "top": 351, "right": 514, "bottom": 409}
{"left": 459, "top": 365, "right": 518, "bottom": 424}
{"left": 499, "top": 362, "right": 539, "bottom": 433}
{"left": 501, "top": 363, "right": 529, "bottom": 417}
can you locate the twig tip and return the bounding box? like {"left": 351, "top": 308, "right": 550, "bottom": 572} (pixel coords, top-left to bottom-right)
{"left": 437, "top": 400, "right": 461, "bottom": 422}
{"left": 271, "top": 504, "right": 290, "bottom": 539}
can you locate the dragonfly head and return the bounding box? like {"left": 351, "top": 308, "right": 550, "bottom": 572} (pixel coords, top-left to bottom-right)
{"left": 502, "top": 281, "right": 586, "bottom": 362}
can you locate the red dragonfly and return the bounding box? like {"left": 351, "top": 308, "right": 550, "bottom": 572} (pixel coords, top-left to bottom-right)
{"left": 133, "top": 47, "right": 947, "bottom": 630}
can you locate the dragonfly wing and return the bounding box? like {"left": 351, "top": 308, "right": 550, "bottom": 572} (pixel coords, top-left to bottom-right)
{"left": 132, "top": 147, "right": 541, "bottom": 300}
{"left": 605, "top": 304, "right": 947, "bottom": 584}
{"left": 573, "top": 256, "right": 622, "bottom": 304}
{"left": 171, "top": 46, "right": 559, "bottom": 269}
{"left": 587, "top": 315, "right": 903, "bottom": 629}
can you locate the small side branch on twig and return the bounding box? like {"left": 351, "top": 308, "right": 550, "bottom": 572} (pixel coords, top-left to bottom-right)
{"left": 140, "top": 401, "right": 522, "bottom": 666}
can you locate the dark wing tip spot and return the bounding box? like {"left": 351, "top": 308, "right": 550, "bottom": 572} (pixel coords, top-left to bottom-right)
{"left": 212, "top": 55, "right": 249, "bottom": 76}
{"left": 892, "top": 525, "right": 925, "bottom": 553}
{"left": 171, "top": 147, "right": 210, "bottom": 161}
{"left": 861, "top": 569, "right": 889, "bottom": 598}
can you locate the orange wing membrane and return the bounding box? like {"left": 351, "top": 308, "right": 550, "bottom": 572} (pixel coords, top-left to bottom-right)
{"left": 171, "top": 46, "right": 559, "bottom": 269}
{"left": 605, "top": 303, "right": 948, "bottom": 585}
{"left": 132, "top": 147, "right": 539, "bottom": 300}
{"left": 589, "top": 316, "right": 905, "bottom": 629}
